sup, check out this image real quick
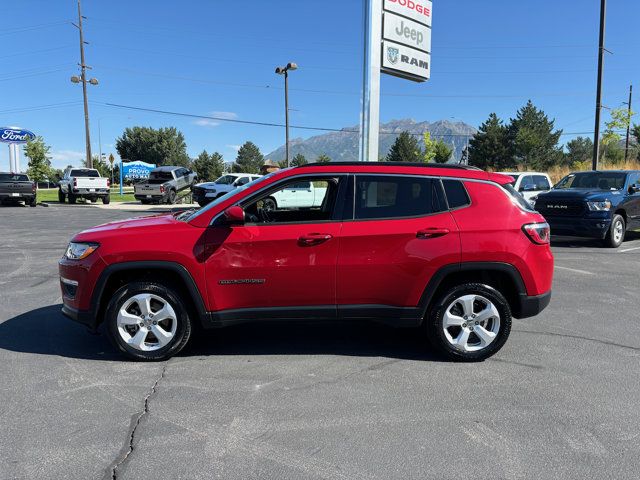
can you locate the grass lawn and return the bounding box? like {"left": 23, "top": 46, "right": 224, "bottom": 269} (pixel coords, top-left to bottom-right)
{"left": 37, "top": 188, "right": 136, "bottom": 203}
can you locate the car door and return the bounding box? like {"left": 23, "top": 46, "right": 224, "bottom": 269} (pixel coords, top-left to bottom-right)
{"left": 204, "top": 174, "right": 347, "bottom": 315}
{"left": 624, "top": 173, "right": 640, "bottom": 228}
{"left": 336, "top": 175, "right": 460, "bottom": 317}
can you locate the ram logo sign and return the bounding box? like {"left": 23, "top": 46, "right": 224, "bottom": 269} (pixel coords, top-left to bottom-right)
{"left": 0, "top": 127, "right": 36, "bottom": 144}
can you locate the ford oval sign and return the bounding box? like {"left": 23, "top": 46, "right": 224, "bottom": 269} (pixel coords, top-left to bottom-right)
{"left": 0, "top": 127, "right": 36, "bottom": 144}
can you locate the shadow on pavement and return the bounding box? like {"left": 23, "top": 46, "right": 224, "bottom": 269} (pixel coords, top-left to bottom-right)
{"left": 0, "top": 305, "right": 440, "bottom": 362}
{"left": 551, "top": 230, "right": 640, "bottom": 248}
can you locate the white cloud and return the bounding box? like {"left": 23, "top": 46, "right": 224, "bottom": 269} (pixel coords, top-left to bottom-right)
{"left": 226, "top": 144, "right": 241, "bottom": 152}
{"left": 193, "top": 111, "right": 238, "bottom": 128}
{"left": 50, "top": 149, "right": 85, "bottom": 168}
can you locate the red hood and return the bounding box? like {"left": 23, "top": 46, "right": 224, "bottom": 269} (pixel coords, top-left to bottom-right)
{"left": 73, "top": 213, "right": 180, "bottom": 241}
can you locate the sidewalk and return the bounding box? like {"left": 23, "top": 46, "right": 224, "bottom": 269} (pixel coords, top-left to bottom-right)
{"left": 41, "top": 201, "right": 199, "bottom": 211}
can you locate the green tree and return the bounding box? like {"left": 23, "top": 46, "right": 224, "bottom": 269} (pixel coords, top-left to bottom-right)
{"left": 316, "top": 154, "right": 331, "bottom": 163}
{"left": 232, "top": 141, "right": 263, "bottom": 173}
{"left": 468, "top": 113, "right": 511, "bottom": 170}
{"left": 564, "top": 136, "right": 593, "bottom": 167}
{"left": 433, "top": 140, "right": 453, "bottom": 163}
{"left": 387, "top": 131, "right": 422, "bottom": 162}
{"left": 23, "top": 136, "right": 52, "bottom": 184}
{"left": 632, "top": 124, "right": 640, "bottom": 144}
{"left": 508, "top": 101, "right": 563, "bottom": 170}
{"left": 422, "top": 132, "right": 437, "bottom": 163}
{"left": 291, "top": 153, "right": 308, "bottom": 167}
{"left": 601, "top": 107, "right": 634, "bottom": 164}
{"left": 84, "top": 155, "right": 111, "bottom": 177}
{"left": 115, "top": 126, "right": 190, "bottom": 167}
{"left": 193, "top": 150, "right": 224, "bottom": 182}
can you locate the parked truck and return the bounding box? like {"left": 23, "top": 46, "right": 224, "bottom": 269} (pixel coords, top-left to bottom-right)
{"left": 0, "top": 172, "right": 36, "bottom": 207}
{"left": 58, "top": 168, "right": 110, "bottom": 204}
{"left": 134, "top": 166, "right": 198, "bottom": 204}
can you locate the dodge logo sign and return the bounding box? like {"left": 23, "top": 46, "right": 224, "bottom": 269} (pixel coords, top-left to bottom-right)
{"left": 387, "top": 46, "right": 399, "bottom": 64}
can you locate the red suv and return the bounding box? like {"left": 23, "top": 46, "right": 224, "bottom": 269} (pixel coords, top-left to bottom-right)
{"left": 59, "top": 163, "right": 553, "bottom": 361}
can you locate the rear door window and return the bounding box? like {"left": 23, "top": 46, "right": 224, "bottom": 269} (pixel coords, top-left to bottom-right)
{"left": 442, "top": 179, "right": 471, "bottom": 209}
{"left": 353, "top": 175, "right": 442, "bottom": 220}
{"left": 533, "top": 175, "right": 551, "bottom": 191}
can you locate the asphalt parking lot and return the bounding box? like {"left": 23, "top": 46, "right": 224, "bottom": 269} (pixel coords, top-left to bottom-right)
{"left": 1, "top": 204, "right": 639, "bottom": 480}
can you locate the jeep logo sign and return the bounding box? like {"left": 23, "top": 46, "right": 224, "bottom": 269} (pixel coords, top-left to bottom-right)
{"left": 383, "top": 13, "right": 431, "bottom": 53}
{"left": 382, "top": 40, "right": 430, "bottom": 80}
{"left": 384, "top": 0, "right": 432, "bottom": 28}
{"left": 0, "top": 127, "right": 36, "bottom": 144}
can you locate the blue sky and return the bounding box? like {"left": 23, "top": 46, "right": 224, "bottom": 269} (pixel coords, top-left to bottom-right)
{"left": 1, "top": 0, "right": 638, "bottom": 170}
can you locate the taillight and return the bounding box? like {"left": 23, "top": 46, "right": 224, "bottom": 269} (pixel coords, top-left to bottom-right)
{"left": 107, "top": 179, "right": 111, "bottom": 188}
{"left": 523, "top": 222, "right": 551, "bottom": 245}
{"left": 73, "top": 178, "right": 77, "bottom": 187}
{"left": 32, "top": 182, "right": 36, "bottom": 193}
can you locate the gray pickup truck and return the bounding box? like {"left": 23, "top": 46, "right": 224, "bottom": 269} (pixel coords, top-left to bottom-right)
{"left": 0, "top": 172, "right": 36, "bottom": 206}
{"left": 134, "top": 166, "right": 198, "bottom": 204}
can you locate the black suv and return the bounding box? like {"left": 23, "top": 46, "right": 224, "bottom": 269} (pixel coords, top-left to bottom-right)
{"left": 534, "top": 170, "right": 640, "bottom": 248}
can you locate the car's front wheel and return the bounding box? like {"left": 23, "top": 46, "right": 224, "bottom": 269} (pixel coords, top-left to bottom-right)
{"left": 58, "top": 189, "right": 65, "bottom": 203}
{"left": 603, "top": 214, "right": 625, "bottom": 248}
{"left": 426, "top": 283, "right": 512, "bottom": 362}
{"left": 105, "top": 282, "right": 192, "bottom": 361}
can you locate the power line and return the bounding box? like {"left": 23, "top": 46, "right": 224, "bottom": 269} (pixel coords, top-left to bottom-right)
{"left": 0, "top": 101, "right": 82, "bottom": 115}
{"left": 0, "top": 45, "right": 74, "bottom": 60}
{"left": 0, "top": 20, "right": 70, "bottom": 36}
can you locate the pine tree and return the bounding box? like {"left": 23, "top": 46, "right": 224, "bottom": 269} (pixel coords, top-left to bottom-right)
{"left": 232, "top": 141, "right": 263, "bottom": 174}
{"left": 291, "top": 153, "right": 308, "bottom": 167}
{"left": 433, "top": 140, "right": 453, "bottom": 163}
{"left": 24, "top": 136, "right": 52, "bottom": 184}
{"left": 316, "top": 154, "right": 331, "bottom": 163}
{"left": 193, "top": 150, "right": 224, "bottom": 182}
{"left": 508, "top": 101, "right": 562, "bottom": 170}
{"left": 565, "top": 137, "right": 593, "bottom": 167}
{"left": 468, "top": 113, "right": 511, "bottom": 170}
{"left": 387, "top": 131, "right": 422, "bottom": 162}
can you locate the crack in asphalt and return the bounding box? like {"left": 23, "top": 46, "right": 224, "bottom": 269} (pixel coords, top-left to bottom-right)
{"left": 517, "top": 329, "right": 640, "bottom": 352}
{"left": 105, "top": 362, "right": 169, "bottom": 480}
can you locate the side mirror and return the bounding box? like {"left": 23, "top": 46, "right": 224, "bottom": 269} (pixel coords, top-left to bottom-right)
{"left": 223, "top": 205, "right": 245, "bottom": 225}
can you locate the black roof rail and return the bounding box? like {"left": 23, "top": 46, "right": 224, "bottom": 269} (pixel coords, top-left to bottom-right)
{"left": 297, "top": 161, "right": 482, "bottom": 171}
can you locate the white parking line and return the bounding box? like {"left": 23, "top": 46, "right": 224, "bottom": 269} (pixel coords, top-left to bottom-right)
{"left": 620, "top": 246, "right": 640, "bottom": 253}
{"left": 555, "top": 266, "right": 595, "bottom": 275}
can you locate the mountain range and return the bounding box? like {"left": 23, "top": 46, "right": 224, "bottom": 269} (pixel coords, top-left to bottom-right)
{"left": 265, "top": 119, "right": 477, "bottom": 163}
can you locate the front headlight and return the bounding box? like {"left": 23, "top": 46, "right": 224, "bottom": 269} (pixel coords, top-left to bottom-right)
{"left": 65, "top": 242, "right": 99, "bottom": 260}
{"left": 587, "top": 200, "right": 611, "bottom": 212}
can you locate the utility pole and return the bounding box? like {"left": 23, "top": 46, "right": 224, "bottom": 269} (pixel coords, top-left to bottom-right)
{"left": 275, "top": 62, "right": 297, "bottom": 167}
{"left": 72, "top": 0, "right": 94, "bottom": 168}
{"left": 592, "top": 0, "right": 607, "bottom": 171}
{"left": 624, "top": 84, "right": 633, "bottom": 161}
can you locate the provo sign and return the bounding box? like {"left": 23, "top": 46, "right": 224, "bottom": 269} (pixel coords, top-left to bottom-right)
{"left": 383, "top": 12, "right": 431, "bottom": 53}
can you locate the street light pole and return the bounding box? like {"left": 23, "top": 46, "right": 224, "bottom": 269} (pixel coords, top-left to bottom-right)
{"left": 592, "top": 0, "right": 607, "bottom": 171}
{"left": 624, "top": 84, "right": 633, "bottom": 161}
{"left": 275, "top": 62, "right": 297, "bottom": 167}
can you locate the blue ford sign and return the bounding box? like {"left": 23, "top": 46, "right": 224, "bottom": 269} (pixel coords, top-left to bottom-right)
{"left": 0, "top": 127, "right": 36, "bottom": 144}
{"left": 122, "top": 160, "right": 156, "bottom": 180}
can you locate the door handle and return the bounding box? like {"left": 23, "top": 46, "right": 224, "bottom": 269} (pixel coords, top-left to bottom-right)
{"left": 298, "top": 233, "right": 333, "bottom": 246}
{"left": 416, "top": 228, "right": 450, "bottom": 239}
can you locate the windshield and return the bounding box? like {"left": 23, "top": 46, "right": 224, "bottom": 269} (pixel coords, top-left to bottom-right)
{"left": 555, "top": 172, "right": 627, "bottom": 190}
{"left": 0, "top": 173, "right": 29, "bottom": 181}
{"left": 214, "top": 175, "right": 238, "bottom": 185}
{"left": 70, "top": 169, "right": 99, "bottom": 178}
{"left": 182, "top": 172, "right": 281, "bottom": 222}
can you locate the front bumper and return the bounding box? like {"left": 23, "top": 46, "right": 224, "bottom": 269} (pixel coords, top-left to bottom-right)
{"left": 546, "top": 216, "right": 611, "bottom": 239}
{"left": 514, "top": 291, "right": 552, "bottom": 319}
{"left": 61, "top": 304, "right": 98, "bottom": 331}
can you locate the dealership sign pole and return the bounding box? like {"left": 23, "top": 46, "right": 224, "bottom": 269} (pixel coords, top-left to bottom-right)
{"left": 359, "top": 0, "right": 432, "bottom": 162}
{"left": 0, "top": 127, "right": 36, "bottom": 172}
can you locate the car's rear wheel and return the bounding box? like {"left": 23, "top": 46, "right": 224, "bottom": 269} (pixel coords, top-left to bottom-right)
{"left": 105, "top": 282, "right": 192, "bottom": 361}
{"left": 102, "top": 195, "right": 110, "bottom": 205}
{"left": 603, "top": 214, "right": 625, "bottom": 248}
{"left": 58, "top": 189, "right": 65, "bottom": 203}
{"left": 167, "top": 189, "right": 177, "bottom": 204}
{"left": 262, "top": 197, "right": 277, "bottom": 211}
{"left": 68, "top": 193, "right": 77, "bottom": 204}
{"left": 426, "top": 283, "right": 512, "bottom": 362}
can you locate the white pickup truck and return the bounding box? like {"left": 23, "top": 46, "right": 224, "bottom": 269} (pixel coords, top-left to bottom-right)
{"left": 58, "top": 168, "right": 110, "bottom": 204}
{"left": 263, "top": 180, "right": 327, "bottom": 210}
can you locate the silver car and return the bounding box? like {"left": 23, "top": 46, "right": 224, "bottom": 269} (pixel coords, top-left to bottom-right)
{"left": 134, "top": 166, "right": 198, "bottom": 204}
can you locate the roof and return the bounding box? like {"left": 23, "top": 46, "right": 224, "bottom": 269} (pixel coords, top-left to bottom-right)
{"left": 499, "top": 171, "right": 550, "bottom": 176}
{"left": 301, "top": 161, "right": 480, "bottom": 170}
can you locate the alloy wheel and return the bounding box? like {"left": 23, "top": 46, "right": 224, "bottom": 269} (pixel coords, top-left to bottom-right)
{"left": 116, "top": 293, "right": 177, "bottom": 352}
{"left": 442, "top": 294, "right": 501, "bottom": 352}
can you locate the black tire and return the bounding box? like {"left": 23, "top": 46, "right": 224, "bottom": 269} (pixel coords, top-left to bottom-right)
{"left": 102, "top": 195, "right": 110, "bottom": 205}
{"left": 58, "top": 189, "right": 65, "bottom": 203}
{"left": 68, "top": 193, "right": 77, "bottom": 204}
{"left": 262, "top": 197, "right": 277, "bottom": 211}
{"left": 603, "top": 214, "right": 625, "bottom": 248}
{"left": 105, "top": 281, "right": 192, "bottom": 361}
{"left": 167, "top": 189, "right": 177, "bottom": 204}
{"left": 426, "top": 283, "right": 512, "bottom": 362}
{"left": 28, "top": 197, "right": 37, "bottom": 207}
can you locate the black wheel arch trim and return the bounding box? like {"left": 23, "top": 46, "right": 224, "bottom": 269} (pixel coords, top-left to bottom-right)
{"left": 89, "top": 261, "right": 208, "bottom": 327}
{"left": 417, "top": 262, "right": 542, "bottom": 320}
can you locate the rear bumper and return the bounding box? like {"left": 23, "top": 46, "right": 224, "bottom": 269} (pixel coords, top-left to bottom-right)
{"left": 514, "top": 291, "right": 552, "bottom": 319}
{"left": 0, "top": 193, "right": 35, "bottom": 201}
{"left": 547, "top": 216, "right": 611, "bottom": 239}
{"left": 135, "top": 193, "right": 167, "bottom": 201}
{"left": 72, "top": 188, "right": 109, "bottom": 195}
